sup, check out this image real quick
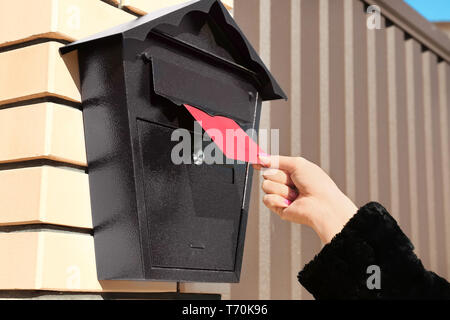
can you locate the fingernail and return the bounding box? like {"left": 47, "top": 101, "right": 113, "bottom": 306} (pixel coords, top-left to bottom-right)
{"left": 288, "top": 189, "right": 298, "bottom": 200}
{"left": 258, "top": 153, "right": 270, "bottom": 166}
{"left": 284, "top": 199, "right": 292, "bottom": 206}
{"left": 262, "top": 169, "right": 275, "bottom": 177}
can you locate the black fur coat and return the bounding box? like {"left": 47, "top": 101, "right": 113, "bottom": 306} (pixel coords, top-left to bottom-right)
{"left": 297, "top": 202, "right": 450, "bottom": 299}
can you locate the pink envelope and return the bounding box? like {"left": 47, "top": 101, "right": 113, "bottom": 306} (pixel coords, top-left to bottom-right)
{"left": 184, "top": 104, "right": 266, "bottom": 164}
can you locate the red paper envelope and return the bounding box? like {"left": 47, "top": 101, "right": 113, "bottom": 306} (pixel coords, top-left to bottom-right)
{"left": 183, "top": 104, "right": 266, "bottom": 164}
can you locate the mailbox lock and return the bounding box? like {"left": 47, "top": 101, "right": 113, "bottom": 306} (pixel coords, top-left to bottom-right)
{"left": 141, "top": 52, "right": 151, "bottom": 63}
{"left": 193, "top": 149, "right": 204, "bottom": 165}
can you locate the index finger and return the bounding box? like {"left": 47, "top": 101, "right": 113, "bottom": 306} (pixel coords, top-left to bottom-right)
{"left": 262, "top": 169, "right": 295, "bottom": 188}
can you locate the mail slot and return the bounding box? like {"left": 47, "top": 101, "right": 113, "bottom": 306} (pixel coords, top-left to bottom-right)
{"left": 60, "top": 0, "right": 286, "bottom": 283}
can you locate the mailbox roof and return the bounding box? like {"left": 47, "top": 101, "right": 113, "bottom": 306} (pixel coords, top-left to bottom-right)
{"left": 60, "top": 0, "right": 287, "bottom": 101}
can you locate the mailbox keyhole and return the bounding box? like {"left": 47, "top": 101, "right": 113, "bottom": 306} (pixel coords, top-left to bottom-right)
{"left": 192, "top": 126, "right": 204, "bottom": 165}
{"left": 193, "top": 149, "right": 204, "bottom": 165}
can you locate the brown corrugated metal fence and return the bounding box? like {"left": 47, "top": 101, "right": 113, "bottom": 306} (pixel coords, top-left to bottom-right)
{"left": 226, "top": 0, "right": 450, "bottom": 300}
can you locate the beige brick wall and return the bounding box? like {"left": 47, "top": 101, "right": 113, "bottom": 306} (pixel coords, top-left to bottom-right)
{"left": 0, "top": 43, "right": 80, "bottom": 105}
{"left": 0, "top": 0, "right": 237, "bottom": 297}
{"left": 0, "top": 0, "right": 137, "bottom": 48}
{"left": 0, "top": 104, "right": 86, "bottom": 165}
{"left": 0, "top": 232, "right": 175, "bottom": 292}
{"left": 0, "top": 166, "right": 92, "bottom": 228}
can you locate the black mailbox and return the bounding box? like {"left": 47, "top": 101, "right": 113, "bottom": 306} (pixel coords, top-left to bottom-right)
{"left": 60, "top": 0, "right": 286, "bottom": 283}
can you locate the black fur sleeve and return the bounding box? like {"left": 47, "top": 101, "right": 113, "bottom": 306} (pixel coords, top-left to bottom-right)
{"left": 297, "top": 202, "right": 450, "bottom": 299}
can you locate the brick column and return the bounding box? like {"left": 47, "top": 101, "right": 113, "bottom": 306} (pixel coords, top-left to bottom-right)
{"left": 0, "top": 0, "right": 232, "bottom": 300}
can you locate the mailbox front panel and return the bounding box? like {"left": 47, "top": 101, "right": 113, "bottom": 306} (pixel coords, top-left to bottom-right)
{"left": 138, "top": 119, "right": 242, "bottom": 271}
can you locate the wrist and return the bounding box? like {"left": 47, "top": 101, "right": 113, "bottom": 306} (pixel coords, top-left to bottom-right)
{"left": 314, "top": 219, "right": 344, "bottom": 244}
{"left": 314, "top": 201, "right": 358, "bottom": 244}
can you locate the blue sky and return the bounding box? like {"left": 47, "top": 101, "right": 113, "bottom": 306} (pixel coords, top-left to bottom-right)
{"left": 404, "top": 0, "right": 450, "bottom": 22}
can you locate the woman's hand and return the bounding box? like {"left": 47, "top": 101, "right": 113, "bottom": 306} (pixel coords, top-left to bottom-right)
{"left": 254, "top": 155, "right": 358, "bottom": 244}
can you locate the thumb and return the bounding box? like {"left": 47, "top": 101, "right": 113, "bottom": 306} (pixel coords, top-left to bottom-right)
{"left": 258, "top": 155, "right": 300, "bottom": 173}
